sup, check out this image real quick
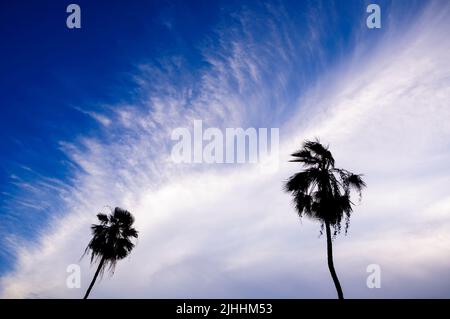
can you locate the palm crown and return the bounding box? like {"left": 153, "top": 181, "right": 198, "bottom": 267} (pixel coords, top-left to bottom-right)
{"left": 285, "top": 139, "right": 366, "bottom": 234}
{"left": 83, "top": 207, "right": 138, "bottom": 299}
{"left": 85, "top": 207, "right": 138, "bottom": 275}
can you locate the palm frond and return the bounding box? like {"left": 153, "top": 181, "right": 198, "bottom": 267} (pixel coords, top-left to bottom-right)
{"left": 284, "top": 168, "right": 321, "bottom": 194}
{"left": 303, "top": 139, "right": 335, "bottom": 168}
{"left": 289, "top": 149, "right": 319, "bottom": 166}
{"left": 96, "top": 213, "right": 109, "bottom": 223}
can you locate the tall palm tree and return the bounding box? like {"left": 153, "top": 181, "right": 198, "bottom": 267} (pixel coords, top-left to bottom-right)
{"left": 83, "top": 207, "right": 138, "bottom": 299}
{"left": 284, "top": 140, "right": 366, "bottom": 299}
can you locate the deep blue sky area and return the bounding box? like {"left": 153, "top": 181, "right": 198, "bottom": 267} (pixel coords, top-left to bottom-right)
{"left": 0, "top": 0, "right": 423, "bottom": 275}
{"left": 0, "top": 0, "right": 219, "bottom": 183}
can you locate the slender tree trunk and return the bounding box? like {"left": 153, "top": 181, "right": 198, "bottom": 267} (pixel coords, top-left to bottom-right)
{"left": 325, "top": 221, "right": 344, "bottom": 299}
{"left": 83, "top": 257, "right": 105, "bottom": 299}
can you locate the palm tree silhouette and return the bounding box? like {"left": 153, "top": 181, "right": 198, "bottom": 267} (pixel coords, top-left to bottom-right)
{"left": 83, "top": 207, "right": 138, "bottom": 299}
{"left": 284, "top": 140, "right": 365, "bottom": 299}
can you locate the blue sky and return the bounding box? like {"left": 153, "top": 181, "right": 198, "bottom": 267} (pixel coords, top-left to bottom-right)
{"left": 1, "top": 0, "right": 450, "bottom": 298}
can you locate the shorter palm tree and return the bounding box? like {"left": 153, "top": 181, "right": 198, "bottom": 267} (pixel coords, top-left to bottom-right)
{"left": 83, "top": 207, "right": 138, "bottom": 299}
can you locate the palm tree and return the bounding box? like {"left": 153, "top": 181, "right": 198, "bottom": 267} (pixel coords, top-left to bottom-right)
{"left": 83, "top": 207, "right": 138, "bottom": 299}
{"left": 284, "top": 139, "right": 366, "bottom": 299}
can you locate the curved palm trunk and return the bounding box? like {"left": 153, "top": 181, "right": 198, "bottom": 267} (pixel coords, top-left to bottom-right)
{"left": 83, "top": 257, "right": 105, "bottom": 299}
{"left": 325, "top": 221, "right": 344, "bottom": 299}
